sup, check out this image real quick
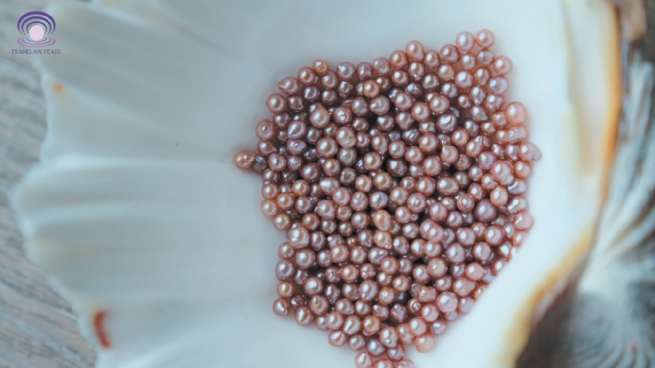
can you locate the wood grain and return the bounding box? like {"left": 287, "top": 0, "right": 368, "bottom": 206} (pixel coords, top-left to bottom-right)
{"left": 0, "top": 0, "right": 96, "bottom": 367}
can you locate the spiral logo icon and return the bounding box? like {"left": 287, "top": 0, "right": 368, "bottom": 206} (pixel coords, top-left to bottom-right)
{"left": 17, "top": 11, "right": 56, "bottom": 48}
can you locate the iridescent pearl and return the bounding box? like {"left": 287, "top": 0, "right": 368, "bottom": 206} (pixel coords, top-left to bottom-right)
{"left": 502, "top": 103, "right": 527, "bottom": 128}
{"left": 397, "top": 359, "right": 417, "bottom": 368}
{"left": 273, "top": 298, "right": 290, "bottom": 316}
{"left": 234, "top": 150, "right": 256, "bottom": 169}
{"left": 453, "top": 277, "right": 476, "bottom": 296}
{"left": 409, "top": 317, "right": 428, "bottom": 336}
{"left": 355, "top": 352, "right": 373, "bottom": 368}
{"left": 366, "top": 337, "right": 386, "bottom": 357}
{"left": 406, "top": 40, "right": 425, "bottom": 61}
{"left": 493, "top": 56, "right": 513, "bottom": 75}
{"left": 373, "top": 359, "right": 394, "bottom": 368}
{"left": 456, "top": 31, "right": 475, "bottom": 52}
{"left": 343, "top": 315, "right": 362, "bottom": 335}
{"left": 429, "top": 95, "right": 450, "bottom": 114}
{"left": 266, "top": 93, "right": 287, "bottom": 113}
{"left": 519, "top": 142, "right": 542, "bottom": 161}
{"left": 370, "top": 96, "right": 391, "bottom": 115}
{"left": 436, "top": 292, "right": 458, "bottom": 312}
{"left": 378, "top": 325, "right": 399, "bottom": 348}
{"left": 490, "top": 186, "right": 509, "bottom": 207}
{"left": 295, "top": 306, "right": 314, "bottom": 327}
{"left": 415, "top": 334, "right": 436, "bottom": 353}
{"left": 475, "top": 29, "right": 495, "bottom": 48}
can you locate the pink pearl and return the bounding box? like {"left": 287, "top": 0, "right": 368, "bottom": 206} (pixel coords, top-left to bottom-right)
{"left": 519, "top": 142, "right": 542, "bottom": 161}
{"left": 490, "top": 186, "right": 509, "bottom": 207}
{"left": 370, "top": 96, "right": 391, "bottom": 115}
{"left": 328, "top": 330, "right": 347, "bottom": 346}
{"left": 411, "top": 102, "right": 431, "bottom": 122}
{"left": 397, "top": 359, "right": 417, "bottom": 368}
{"left": 505, "top": 102, "right": 527, "bottom": 125}
{"left": 420, "top": 220, "right": 444, "bottom": 242}
{"left": 421, "top": 304, "right": 440, "bottom": 322}
{"left": 409, "top": 317, "right": 428, "bottom": 337}
{"left": 453, "top": 277, "right": 476, "bottom": 296}
{"left": 309, "top": 108, "right": 330, "bottom": 128}
{"left": 491, "top": 160, "right": 514, "bottom": 186}
{"left": 514, "top": 161, "right": 532, "bottom": 178}
{"left": 446, "top": 243, "right": 465, "bottom": 263}
{"left": 475, "top": 29, "right": 495, "bottom": 48}
{"left": 437, "top": 64, "right": 455, "bottom": 81}
{"left": 316, "top": 200, "right": 336, "bottom": 219}
{"left": 303, "top": 276, "right": 324, "bottom": 296}
{"left": 427, "top": 258, "right": 448, "bottom": 278}
{"left": 309, "top": 295, "right": 329, "bottom": 315}
{"left": 379, "top": 326, "right": 399, "bottom": 348}
{"left": 333, "top": 187, "right": 351, "bottom": 206}
{"left": 459, "top": 297, "right": 476, "bottom": 314}
{"left": 429, "top": 202, "right": 448, "bottom": 222}
{"left": 287, "top": 226, "right": 310, "bottom": 248}
{"left": 429, "top": 95, "right": 450, "bottom": 114}
{"left": 387, "top": 345, "right": 405, "bottom": 361}
{"left": 266, "top": 93, "right": 287, "bottom": 113}
{"left": 515, "top": 212, "right": 535, "bottom": 230}
{"left": 456, "top": 227, "right": 476, "bottom": 247}
{"left": 415, "top": 334, "right": 436, "bottom": 353}
{"left": 429, "top": 320, "right": 447, "bottom": 336}
{"left": 366, "top": 337, "right": 386, "bottom": 356}
{"left": 484, "top": 225, "right": 505, "bottom": 246}
{"left": 465, "top": 262, "right": 485, "bottom": 281}
{"left": 355, "top": 352, "right": 372, "bottom": 368}
{"left": 494, "top": 56, "right": 513, "bottom": 75}
{"left": 461, "top": 53, "right": 477, "bottom": 70}
{"left": 272, "top": 298, "right": 290, "bottom": 316}
{"left": 315, "top": 315, "right": 329, "bottom": 331}
{"left": 489, "top": 76, "right": 509, "bottom": 94}
{"left": 455, "top": 71, "right": 473, "bottom": 88}
{"left": 406, "top": 40, "right": 425, "bottom": 61}
{"left": 373, "top": 359, "right": 394, "bottom": 368}
{"left": 455, "top": 31, "right": 475, "bottom": 52}
{"left": 436, "top": 292, "right": 458, "bottom": 312}
{"left": 295, "top": 306, "right": 314, "bottom": 327}
{"left": 440, "top": 44, "right": 460, "bottom": 63}
{"left": 343, "top": 315, "right": 362, "bottom": 335}
{"left": 335, "top": 126, "right": 357, "bottom": 148}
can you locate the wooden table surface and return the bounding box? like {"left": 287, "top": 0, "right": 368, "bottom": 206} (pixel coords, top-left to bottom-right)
{"left": 2, "top": 1, "right": 655, "bottom": 368}
{"left": 0, "top": 0, "right": 96, "bottom": 367}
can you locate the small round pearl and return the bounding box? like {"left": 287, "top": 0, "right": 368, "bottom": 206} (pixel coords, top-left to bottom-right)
{"left": 474, "top": 199, "right": 497, "bottom": 223}
{"left": 234, "top": 150, "right": 256, "bottom": 169}
{"left": 406, "top": 40, "right": 425, "bottom": 61}
{"left": 366, "top": 337, "right": 386, "bottom": 357}
{"left": 373, "top": 359, "right": 394, "bottom": 368}
{"left": 355, "top": 352, "right": 372, "bottom": 368}
{"left": 456, "top": 31, "right": 475, "bottom": 52}
{"left": 475, "top": 29, "right": 495, "bottom": 48}
{"left": 272, "top": 298, "right": 290, "bottom": 316}
{"left": 295, "top": 306, "right": 314, "bottom": 327}
{"left": 436, "top": 292, "right": 458, "bottom": 312}
{"left": 519, "top": 142, "right": 542, "bottom": 161}
{"left": 397, "top": 359, "right": 417, "bottom": 368}
{"left": 415, "top": 334, "right": 436, "bottom": 353}
{"left": 494, "top": 56, "right": 513, "bottom": 75}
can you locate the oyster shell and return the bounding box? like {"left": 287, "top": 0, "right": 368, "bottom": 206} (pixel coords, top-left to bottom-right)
{"left": 10, "top": 0, "right": 653, "bottom": 367}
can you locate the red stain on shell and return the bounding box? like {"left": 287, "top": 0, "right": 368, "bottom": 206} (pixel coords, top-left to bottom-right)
{"left": 94, "top": 311, "right": 111, "bottom": 349}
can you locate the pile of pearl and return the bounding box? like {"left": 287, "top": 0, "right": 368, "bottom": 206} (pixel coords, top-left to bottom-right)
{"left": 234, "top": 30, "right": 541, "bottom": 368}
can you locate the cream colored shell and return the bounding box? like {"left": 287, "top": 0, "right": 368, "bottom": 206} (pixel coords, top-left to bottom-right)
{"left": 12, "top": 0, "right": 621, "bottom": 367}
